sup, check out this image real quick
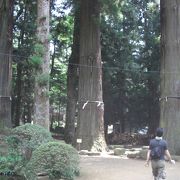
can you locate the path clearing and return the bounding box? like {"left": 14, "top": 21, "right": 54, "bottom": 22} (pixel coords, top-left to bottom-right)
{"left": 76, "top": 155, "right": 180, "bottom": 180}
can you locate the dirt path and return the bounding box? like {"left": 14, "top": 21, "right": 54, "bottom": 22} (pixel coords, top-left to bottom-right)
{"left": 75, "top": 155, "right": 180, "bottom": 180}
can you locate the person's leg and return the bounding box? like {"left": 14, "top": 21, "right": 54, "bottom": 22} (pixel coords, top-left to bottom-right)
{"left": 153, "top": 170, "right": 158, "bottom": 180}
{"left": 151, "top": 160, "right": 158, "bottom": 179}
{"left": 157, "top": 167, "right": 166, "bottom": 179}
{"left": 157, "top": 160, "right": 166, "bottom": 179}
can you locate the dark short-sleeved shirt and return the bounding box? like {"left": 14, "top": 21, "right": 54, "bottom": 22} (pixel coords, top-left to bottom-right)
{"left": 149, "top": 139, "right": 168, "bottom": 160}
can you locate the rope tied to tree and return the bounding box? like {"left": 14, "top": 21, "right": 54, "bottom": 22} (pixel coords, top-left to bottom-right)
{"left": 79, "top": 100, "right": 104, "bottom": 109}
{"left": 159, "top": 96, "right": 180, "bottom": 102}
{"left": 0, "top": 96, "right": 12, "bottom": 100}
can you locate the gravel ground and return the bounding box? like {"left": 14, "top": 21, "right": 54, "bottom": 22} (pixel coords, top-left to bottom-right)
{"left": 75, "top": 155, "right": 180, "bottom": 180}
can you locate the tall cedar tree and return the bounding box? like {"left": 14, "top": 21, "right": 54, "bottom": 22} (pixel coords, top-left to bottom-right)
{"left": 0, "top": 0, "right": 14, "bottom": 128}
{"left": 160, "top": 0, "right": 180, "bottom": 155}
{"left": 34, "top": 0, "right": 50, "bottom": 129}
{"left": 76, "top": 0, "right": 106, "bottom": 151}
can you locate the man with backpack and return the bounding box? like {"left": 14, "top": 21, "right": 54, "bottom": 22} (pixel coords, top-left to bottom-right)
{"left": 145, "top": 128, "right": 175, "bottom": 180}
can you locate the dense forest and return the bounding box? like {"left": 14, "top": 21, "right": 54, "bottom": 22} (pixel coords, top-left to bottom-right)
{"left": 0, "top": 0, "right": 180, "bottom": 155}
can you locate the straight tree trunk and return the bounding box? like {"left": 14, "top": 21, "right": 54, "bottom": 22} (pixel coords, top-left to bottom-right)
{"left": 65, "top": 0, "right": 80, "bottom": 144}
{"left": 0, "top": 0, "right": 14, "bottom": 128}
{"left": 50, "top": 41, "right": 56, "bottom": 76}
{"left": 76, "top": 0, "right": 106, "bottom": 151}
{"left": 34, "top": 0, "right": 50, "bottom": 129}
{"left": 13, "top": 3, "right": 27, "bottom": 127}
{"left": 147, "top": 76, "right": 160, "bottom": 135}
{"left": 14, "top": 63, "right": 22, "bottom": 126}
{"left": 117, "top": 71, "right": 126, "bottom": 133}
{"left": 160, "top": 0, "right": 180, "bottom": 155}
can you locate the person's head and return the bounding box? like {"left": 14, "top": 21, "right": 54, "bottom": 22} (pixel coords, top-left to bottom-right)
{"left": 156, "top": 128, "right": 163, "bottom": 137}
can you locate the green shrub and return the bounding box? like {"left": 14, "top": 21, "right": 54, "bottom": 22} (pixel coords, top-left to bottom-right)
{"left": 0, "top": 134, "right": 22, "bottom": 176}
{"left": 24, "top": 141, "right": 79, "bottom": 180}
{"left": 11, "top": 123, "right": 53, "bottom": 153}
{"left": 0, "top": 153, "right": 22, "bottom": 176}
{"left": 0, "top": 124, "right": 53, "bottom": 176}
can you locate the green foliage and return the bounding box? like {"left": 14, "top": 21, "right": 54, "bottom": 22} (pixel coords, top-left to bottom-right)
{"left": 11, "top": 123, "right": 53, "bottom": 153}
{"left": 0, "top": 124, "right": 53, "bottom": 177}
{"left": 0, "top": 154, "right": 22, "bottom": 176}
{"left": 101, "top": 0, "right": 160, "bottom": 131}
{"left": 29, "top": 43, "right": 45, "bottom": 68}
{"left": 0, "top": 135, "right": 22, "bottom": 176}
{"left": 48, "top": 34, "right": 52, "bottom": 41}
{"left": 29, "top": 55, "right": 42, "bottom": 67}
{"left": 34, "top": 43, "right": 45, "bottom": 55}
{"left": 12, "top": 0, "right": 37, "bottom": 125}
{"left": 12, "top": 0, "right": 72, "bottom": 126}
{"left": 101, "top": 0, "right": 122, "bottom": 16}
{"left": 49, "top": 60, "right": 67, "bottom": 108}
{"left": 23, "top": 141, "right": 79, "bottom": 180}
{"left": 11, "top": 0, "right": 161, "bottom": 135}
{"left": 36, "top": 73, "right": 49, "bottom": 86}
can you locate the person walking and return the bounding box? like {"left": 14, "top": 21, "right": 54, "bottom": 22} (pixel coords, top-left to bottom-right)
{"left": 145, "top": 128, "right": 175, "bottom": 180}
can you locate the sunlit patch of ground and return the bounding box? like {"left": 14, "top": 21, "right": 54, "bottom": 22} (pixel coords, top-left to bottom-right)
{"left": 75, "top": 154, "right": 180, "bottom": 180}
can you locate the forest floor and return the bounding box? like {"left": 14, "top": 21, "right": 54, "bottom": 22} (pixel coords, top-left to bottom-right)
{"left": 75, "top": 154, "right": 180, "bottom": 180}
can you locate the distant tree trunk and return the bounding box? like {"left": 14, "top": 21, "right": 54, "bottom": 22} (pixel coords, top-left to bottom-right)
{"left": 14, "top": 63, "right": 22, "bottom": 126}
{"left": 65, "top": 1, "right": 80, "bottom": 144}
{"left": 50, "top": 40, "right": 56, "bottom": 76}
{"left": 76, "top": 0, "right": 106, "bottom": 151}
{"left": 49, "top": 41, "right": 55, "bottom": 130}
{"left": 13, "top": 4, "right": 27, "bottom": 127}
{"left": 117, "top": 71, "right": 126, "bottom": 133}
{"left": 160, "top": 0, "right": 180, "bottom": 155}
{"left": 34, "top": 0, "right": 50, "bottom": 129}
{"left": 0, "top": 0, "right": 14, "bottom": 128}
{"left": 147, "top": 76, "right": 160, "bottom": 135}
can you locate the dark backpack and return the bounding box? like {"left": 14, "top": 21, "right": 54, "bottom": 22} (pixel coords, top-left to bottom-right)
{"left": 150, "top": 141, "right": 162, "bottom": 159}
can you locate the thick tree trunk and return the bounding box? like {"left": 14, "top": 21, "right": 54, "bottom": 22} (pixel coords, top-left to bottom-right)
{"left": 65, "top": 1, "right": 80, "bottom": 144}
{"left": 34, "top": 0, "right": 50, "bottom": 129}
{"left": 0, "top": 0, "right": 13, "bottom": 128}
{"left": 76, "top": 0, "right": 106, "bottom": 151}
{"left": 160, "top": 0, "right": 180, "bottom": 155}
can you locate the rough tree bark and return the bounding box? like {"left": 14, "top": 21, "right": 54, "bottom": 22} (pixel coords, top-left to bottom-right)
{"left": 76, "top": 0, "right": 106, "bottom": 151}
{"left": 0, "top": 0, "right": 14, "bottom": 128}
{"left": 160, "top": 0, "right": 180, "bottom": 155}
{"left": 65, "top": 0, "right": 80, "bottom": 144}
{"left": 34, "top": 0, "right": 50, "bottom": 129}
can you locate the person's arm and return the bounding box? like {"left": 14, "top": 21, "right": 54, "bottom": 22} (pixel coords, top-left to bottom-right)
{"left": 145, "top": 149, "right": 151, "bottom": 166}
{"left": 165, "top": 149, "right": 172, "bottom": 161}
{"left": 165, "top": 150, "right": 175, "bottom": 164}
